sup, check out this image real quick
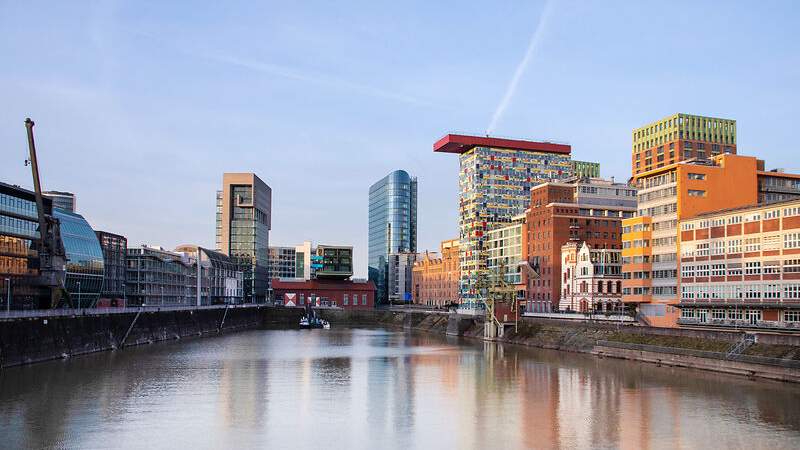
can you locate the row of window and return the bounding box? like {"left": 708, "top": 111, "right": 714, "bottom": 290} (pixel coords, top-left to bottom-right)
{"left": 681, "top": 283, "right": 800, "bottom": 300}
{"left": 678, "top": 309, "right": 800, "bottom": 323}
{"left": 681, "top": 259, "right": 800, "bottom": 277}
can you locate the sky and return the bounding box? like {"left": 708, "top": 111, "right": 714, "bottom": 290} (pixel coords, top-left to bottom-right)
{"left": 1, "top": 1, "right": 798, "bottom": 277}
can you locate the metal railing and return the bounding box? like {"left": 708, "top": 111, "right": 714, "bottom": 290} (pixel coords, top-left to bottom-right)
{"left": 0, "top": 303, "right": 263, "bottom": 320}
{"left": 595, "top": 339, "right": 800, "bottom": 369}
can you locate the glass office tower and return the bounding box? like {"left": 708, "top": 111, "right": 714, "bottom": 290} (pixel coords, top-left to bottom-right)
{"left": 368, "top": 170, "right": 417, "bottom": 305}
{"left": 216, "top": 173, "right": 271, "bottom": 303}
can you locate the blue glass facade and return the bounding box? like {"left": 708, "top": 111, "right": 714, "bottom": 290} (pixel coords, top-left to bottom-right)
{"left": 54, "top": 209, "right": 104, "bottom": 308}
{"left": 368, "top": 170, "right": 417, "bottom": 304}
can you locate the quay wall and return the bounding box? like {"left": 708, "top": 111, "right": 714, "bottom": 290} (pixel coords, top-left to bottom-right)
{"left": 0, "top": 306, "right": 265, "bottom": 368}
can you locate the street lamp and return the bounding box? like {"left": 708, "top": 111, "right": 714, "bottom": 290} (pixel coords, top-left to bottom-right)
{"left": 76, "top": 281, "right": 81, "bottom": 312}
{"left": 4, "top": 278, "right": 10, "bottom": 313}
{"left": 161, "top": 286, "right": 164, "bottom": 307}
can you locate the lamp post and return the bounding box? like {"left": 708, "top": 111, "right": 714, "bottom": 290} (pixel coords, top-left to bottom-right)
{"left": 161, "top": 286, "right": 164, "bottom": 307}
{"left": 4, "top": 278, "right": 10, "bottom": 313}
{"left": 76, "top": 281, "right": 81, "bottom": 312}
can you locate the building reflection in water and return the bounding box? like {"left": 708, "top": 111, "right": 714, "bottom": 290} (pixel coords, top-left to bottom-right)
{"left": 2, "top": 328, "right": 800, "bottom": 449}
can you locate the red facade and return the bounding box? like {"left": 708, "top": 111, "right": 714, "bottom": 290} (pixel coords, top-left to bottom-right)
{"left": 271, "top": 279, "right": 375, "bottom": 309}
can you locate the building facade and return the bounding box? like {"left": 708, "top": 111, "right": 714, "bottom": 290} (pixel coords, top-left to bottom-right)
{"left": 272, "top": 278, "right": 376, "bottom": 309}
{"left": 387, "top": 252, "right": 417, "bottom": 303}
{"left": 570, "top": 160, "right": 601, "bottom": 179}
{"left": 412, "top": 239, "right": 460, "bottom": 307}
{"left": 559, "top": 241, "right": 623, "bottom": 312}
{"left": 43, "top": 190, "right": 76, "bottom": 212}
{"left": 622, "top": 153, "right": 800, "bottom": 327}
{"left": 216, "top": 173, "right": 271, "bottom": 303}
{"left": 525, "top": 178, "right": 636, "bottom": 313}
{"left": 95, "top": 231, "right": 127, "bottom": 307}
{"left": 126, "top": 246, "right": 197, "bottom": 306}
{"left": 54, "top": 209, "right": 104, "bottom": 308}
{"left": 677, "top": 200, "right": 800, "bottom": 330}
{"left": 486, "top": 216, "right": 524, "bottom": 287}
{"left": 315, "top": 245, "right": 353, "bottom": 279}
{"left": 631, "top": 113, "right": 736, "bottom": 177}
{"left": 368, "top": 170, "right": 417, "bottom": 305}
{"left": 434, "top": 134, "right": 573, "bottom": 311}
{"left": 175, "top": 245, "right": 244, "bottom": 305}
{"left": 268, "top": 246, "right": 297, "bottom": 280}
{"left": 0, "top": 182, "right": 53, "bottom": 309}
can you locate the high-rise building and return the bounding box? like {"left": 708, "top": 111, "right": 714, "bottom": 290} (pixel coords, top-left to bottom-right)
{"left": 412, "top": 238, "right": 460, "bottom": 307}
{"left": 622, "top": 153, "right": 800, "bottom": 327}
{"left": 387, "top": 252, "right": 417, "bottom": 303}
{"left": 368, "top": 170, "right": 417, "bottom": 305}
{"left": 434, "top": 134, "right": 573, "bottom": 311}
{"left": 524, "top": 177, "right": 636, "bottom": 312}
{"left": 631, "top": 113, "right": 736, "bottom": 178}
{"left": 676, "top": 199, "right": 800, "bottom": 330}
{"left": 95, "top": 231, "right": 127, "bottom": 307}
{"left": 570, "top": 160, "right": 601, "bottom": 179}
{"left": 43, "top": 190, "right": 76, "bottom": 212}
{"left": 216, "top": 173, "right": 271, "bottom": 303}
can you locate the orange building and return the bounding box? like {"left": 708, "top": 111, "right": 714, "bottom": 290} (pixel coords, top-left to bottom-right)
{"left": 412, "top": 239, "right": 460, "bottom": 307}
{"left": 622, "top": 153, "right": 800, "bottom": 327}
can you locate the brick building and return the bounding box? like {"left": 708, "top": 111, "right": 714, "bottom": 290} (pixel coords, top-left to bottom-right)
{"left": 271, "top": 278, "right": 375, "bottom": 309}
{"left": 525, "top": 178, "right": 636, "bottom": 312}
{"left": 677, "top": 199, "right": 800, "bottom": 330}
{"left": 412, "top": 239, "right": 460, "bottom": 307}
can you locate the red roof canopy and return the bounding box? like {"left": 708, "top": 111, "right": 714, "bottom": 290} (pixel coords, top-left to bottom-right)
{"left": 433, "top": 134, "right": 571, "bottom": 155}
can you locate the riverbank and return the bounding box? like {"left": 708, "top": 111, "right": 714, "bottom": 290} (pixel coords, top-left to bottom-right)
{"left": 317, "top": 309, "right": 800, "bottom": 383}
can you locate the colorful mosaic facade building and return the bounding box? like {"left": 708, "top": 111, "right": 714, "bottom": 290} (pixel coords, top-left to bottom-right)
{"left": 434, "top": 134, "right": 572, "bottom": 309}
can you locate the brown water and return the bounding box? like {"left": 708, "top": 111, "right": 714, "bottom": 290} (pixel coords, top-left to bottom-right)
{"left": 1, "top": 328, "right": 799, "bottom": 450}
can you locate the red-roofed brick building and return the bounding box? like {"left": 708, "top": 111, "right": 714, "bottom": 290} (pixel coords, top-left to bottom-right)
{"left": 271, "top": 278, "right": 375, "bottom": 309}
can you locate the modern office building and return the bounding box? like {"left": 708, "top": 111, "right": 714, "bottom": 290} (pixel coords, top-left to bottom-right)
{"left": 524, "top": 177, "right": 636, "bottom": 313}
{"left": 216, "top": 173, "right": 271, "bottom": 303}
{"left": 126, "top": 245, "right": 197, "bottom": 306}
{"left": 43, "top": 190, "right": 76, "bottom": 212}
{"left": 486, "top": 214, "right": 525, "bottom": 287}
{"left": 412, "top": 239, "right": 460, "bottom": 307}
{"left": 268, "top": 246, "right": 297, "bottom": 280}
{"left": 570, "top": 160, "right": 601, "bottom": 179}
{"left": 0, "top": 182, "right": 53, "bottom": 309}
{"left": 368, "top": 170, "right": 417, "bottom": 305}
{"left": 434, "top": 134, "right": 573, "bottom": 311}
{"left": 294, "top": 241, "right": 313, "bottom": 280}
{"left": 53, "top": 209, "right": 104, "bottom": 308}
{"left": 559, "top": 241, "right": 623, "bottom": 313}
{"left": 387, "top": 252, "right": 417, "bottom": 303}
{"left": 272, "top": 278, "right": 376, "bottom": 309}
{"left": 677, "top": 199, "right": 800, "bottom": 331}
{"left": 315, "top": 245, "right": 353, "bottom": 279}
{"left": 622, "top": 153, "right": 800, "bottom": 327}
{"left": 631, "top": 113, "right": 736, "bottom": 178}
{"left": 95, "top": 231, "right": 127, "bottom": 307}
{"left": 175, "top": 245, "right": 244, "bottom": 304}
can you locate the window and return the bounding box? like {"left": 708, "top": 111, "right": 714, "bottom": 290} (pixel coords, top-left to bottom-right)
{"left": 785, "top": 259, "right": 800, "bottom": 274}
{"left": 745, "top": 261, "right": 761, "bottom": 275}
{"left": 764, "top": 209, "right": 780, "bottom": 219}
{"left": 681, "top": 265, "right": 694, "bottom": 278}
{"left": 688, "top": 189, "right": 706, "bottom": 197}
{"left": 362, "top": 294, "right": 367, "bottom": 305}
{"left": 343, "top": 294, "right": 349, "bottom": 305}
{"left": 784, "top": 311, "right": 800, "bottom": 322}
{"left": 784, "top": 207, "right": 800, "bottom": 217}
{"left": 712, "top": 310, "right": 725, "bottom": 320}
{"left": 711, "top": 264, "right": 725, "bottom": 277}
{"left": 687, "top": 173, "right": 706, "bottom": 180}
{"left": 727, "top": 215, "right": 742, "bottom": 225}
{"left": 727, "top": 263, "right": 742, "bottom": 276}
{"left": 785, "top": 284, "right": 800, "bottom": 300}
{"left": 785, "top": 232, "right": 800, "bottom": 250}
{"left": 695, "top": 265, "right": 709, "bottom": 277}
{"left": 744, "top": 237, "right": 761, "bottom": 253}
{"left": 763, "top": 284, "right": 781, "bottom": 299}
{"left": 763, "top": 261, "right": 780, "bottom": 275}
{"left": 728, "top": 309, "right": 743, "bottom": 320}
{"left": 728, "top": 239, "right": 741, "bottom": 253}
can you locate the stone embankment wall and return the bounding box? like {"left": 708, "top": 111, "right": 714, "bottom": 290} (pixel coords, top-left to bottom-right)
{"left": 321, "top": 309, "right": 800, "bottom": 383}
{"left": 0, "top": 306, "right": 265, "bottom": 368}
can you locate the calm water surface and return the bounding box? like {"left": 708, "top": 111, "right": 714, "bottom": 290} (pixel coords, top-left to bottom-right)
{"left": 1, "top": 328, "right": 799, "bottom": 449}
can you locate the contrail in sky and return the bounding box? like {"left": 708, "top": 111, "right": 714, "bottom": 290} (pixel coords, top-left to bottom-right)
{"left": 487, "top": 0, "right": 556, "bottom": 135}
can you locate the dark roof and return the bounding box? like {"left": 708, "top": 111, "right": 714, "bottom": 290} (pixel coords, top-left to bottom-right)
{"left": 272, "top": 278, "right": 376, "bottom": 291}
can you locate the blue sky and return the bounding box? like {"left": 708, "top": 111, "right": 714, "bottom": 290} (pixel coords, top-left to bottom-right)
{"left": 1, "top": 1, "right": 798, "bottom": 277}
